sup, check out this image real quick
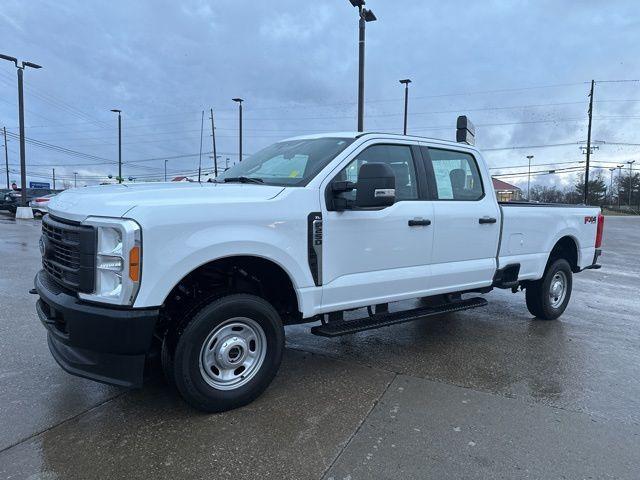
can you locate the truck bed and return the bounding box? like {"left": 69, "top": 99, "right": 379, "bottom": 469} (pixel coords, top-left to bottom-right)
{"left": 497, "top": 203, "right": 600, "bottom": 281}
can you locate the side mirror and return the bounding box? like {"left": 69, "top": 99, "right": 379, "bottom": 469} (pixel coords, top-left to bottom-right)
{"left": 355, "top": 162, "right": 396, "bottom": 208}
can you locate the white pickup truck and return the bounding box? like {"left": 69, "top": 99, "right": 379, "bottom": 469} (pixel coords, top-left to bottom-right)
{"left": 34, "top": 128, "right": 604, "bottom": 412}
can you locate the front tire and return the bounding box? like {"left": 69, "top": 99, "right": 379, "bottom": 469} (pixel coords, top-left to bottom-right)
{"left": 525, "top": 258, "right": 572, "bottom": 320}
{"left": 164, "top": 294, "right": 284, "bottom": 412}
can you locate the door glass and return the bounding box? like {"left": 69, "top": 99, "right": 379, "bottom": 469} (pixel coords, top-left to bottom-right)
{"left": 428, "top": 148, "right": 483, "bottom": 200}
{"left": 337, "top": 144, "right": 418, "bottom": 201}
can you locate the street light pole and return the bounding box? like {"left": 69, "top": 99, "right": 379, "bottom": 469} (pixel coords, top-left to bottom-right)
{"left": 348, "top": 0, "right": 376, "bottom": 132}
{"left": 0, "top": 54, "right": 42, "bottom": 208}
{"left": 110, "top": 109, "right": 122, "bottom": 183}
{"left": 210, "top": 108, "right": 218, "bottom": 177}
{"left": 526, "top": 155, "right": 534, "bottom": 200}
{"left": 232, "top": 98, "right": 243, "bottom": 162}
{"left": 399, "top": 79, "right": 411, "bottom": 135}
{"left": 628, "top": 160, "right": 635, "bottom": 207}
{"left": 2, "top": 126, "right": 8, "bottom": 190}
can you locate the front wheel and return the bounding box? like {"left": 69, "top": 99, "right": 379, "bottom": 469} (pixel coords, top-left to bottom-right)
{"left": 525, "top": 258, "right": 573, "bottom": 320}
{"left": 163, "top": 294, "right": 284, "bottom": 412}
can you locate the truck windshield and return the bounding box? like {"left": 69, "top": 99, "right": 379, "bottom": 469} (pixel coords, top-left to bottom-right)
{"left": 216, "top": 137, "right": 354, "bottom": 186}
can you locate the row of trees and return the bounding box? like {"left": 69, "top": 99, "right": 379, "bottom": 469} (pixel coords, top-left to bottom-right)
{"left": 526, "top": 169, "right": 640, "bottom": 207}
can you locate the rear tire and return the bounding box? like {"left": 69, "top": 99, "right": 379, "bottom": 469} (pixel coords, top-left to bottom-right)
{"left": 525, "top": 258, "right": 572, "bottom": 320}
{"left": 163, "top": 293, "right": 284, "bottom": 412}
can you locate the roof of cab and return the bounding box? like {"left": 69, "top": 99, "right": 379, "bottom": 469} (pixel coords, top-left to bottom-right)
{"left": 280, "top": 131, "right": 479, "bottom": 152}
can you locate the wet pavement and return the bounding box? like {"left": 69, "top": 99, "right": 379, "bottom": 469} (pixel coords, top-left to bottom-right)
{"left": 0, "top": 212, "right": 639, "bottom": 479}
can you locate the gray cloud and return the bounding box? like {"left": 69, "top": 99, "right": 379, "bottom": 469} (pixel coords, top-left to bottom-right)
{"left": 1, "top": 0, "right": 639, "bottom": 187}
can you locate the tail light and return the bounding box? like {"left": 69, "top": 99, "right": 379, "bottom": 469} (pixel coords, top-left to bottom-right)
{"left": 595, "top": 213, "right": 604, "bottom": 248}
{"left": 34, "top": 198, "right": 49, "bottom": 202}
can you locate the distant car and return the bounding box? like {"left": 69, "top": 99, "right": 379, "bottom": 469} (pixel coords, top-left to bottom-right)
{"left": 30, "top": 193, "right": 57, "bottom": 216}
{"left": 0, "top": 189, "right": 53, "bottom": 214}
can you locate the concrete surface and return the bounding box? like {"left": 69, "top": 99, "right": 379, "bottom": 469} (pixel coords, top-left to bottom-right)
{"left": 0, "top": 212, "right": 638, "bottom": 479}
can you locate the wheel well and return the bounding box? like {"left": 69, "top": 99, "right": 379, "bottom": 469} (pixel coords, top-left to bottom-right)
{"left": 549, "top": 236, "right": 579, "bottom": 272}
{"left": 159, "top": 256, "right": 301, "bottom": 332}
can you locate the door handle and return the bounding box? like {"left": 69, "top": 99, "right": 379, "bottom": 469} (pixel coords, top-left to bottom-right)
{"left": 408, "top": 219, "right": 432, "bottom": 227}
{"left": 479, "top": 217, "right": 497, "bottom": 224}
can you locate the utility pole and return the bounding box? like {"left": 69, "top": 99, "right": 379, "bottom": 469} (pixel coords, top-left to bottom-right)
{"left": 348, "top": 1, "right": 376, "bottom": 132}
{"left": 609, "top": 167, "right": 616, "bottom": 206}
{"left": 0, "top": 54, "right": 42, "bottom": 209}
{"left": 164, "top": 159, "right": 168, "bottom": 182}
{"left": 110, "top": 109, "right": 122, "bottom": 183}
{"left": 628, "top": 160, "right": 635, "bottom": 207}
{"left": 584, "top": 79, "right": 595, "bottom": 204}
{"left": 2, "top": 127, "right": 8, "bottom": 190}
{"left": 399, "top": 79, "right": 411, "bottom": 135}
{"left": 617, "top": 164, "right": 624, "bottom": 209}
{"left": 210, "top": 108, "right": 218, "bottom": 177}
{"left": 232, "top": 98, "right": 243, "bottom": 162}
{"left": 198, "top": 110, "right": 204, "bottom": 182}
{"left": 526, "top": 155, "right": 534, "bottom": 200}
{"left": 52, "top": 168, "right": 56, "bottom": 190}
{"left": 73, "top": 172, "right": 78, "bottom": 188}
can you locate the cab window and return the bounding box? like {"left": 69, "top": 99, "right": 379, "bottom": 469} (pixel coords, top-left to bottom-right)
{"left": 428, "top": 148, "right": 483, "bottom": 200}
{"left": 336, "top": 144, "right": 419, "bottom": 201}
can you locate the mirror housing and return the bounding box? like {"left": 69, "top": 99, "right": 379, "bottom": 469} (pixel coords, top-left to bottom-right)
{"left": 355, "top": 163, "right": 396, "bottom": 208}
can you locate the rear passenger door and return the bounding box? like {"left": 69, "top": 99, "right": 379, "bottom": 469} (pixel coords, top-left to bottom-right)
{"left": 421, "top": 146, "right": 500, "bottom": 293}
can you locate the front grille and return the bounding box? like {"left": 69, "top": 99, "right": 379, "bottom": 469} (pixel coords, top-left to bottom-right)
{"left": 41, "top": 215, "right": 96, "bottom": 293}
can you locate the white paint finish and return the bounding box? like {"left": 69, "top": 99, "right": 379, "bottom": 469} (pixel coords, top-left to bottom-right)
{"left": 43, "top": 132, "right": 602, "bottom": 318}
{"left": 131, "top": 187, "right": 317, "bottom": 308}
{"left": 15, "top": 207, "right": 34, "bottom": 219}
{"left": 499, "top": 204, "right": 599, "bottom": 278}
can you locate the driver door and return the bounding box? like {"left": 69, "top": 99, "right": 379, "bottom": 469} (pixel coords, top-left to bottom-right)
{"left": 320, "top": 142, "right": 434, "bottom": 312}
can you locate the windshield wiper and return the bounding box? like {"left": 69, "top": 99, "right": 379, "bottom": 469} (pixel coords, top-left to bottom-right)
{"left": 222, "top": 176, "right": 264, "bottom": 184}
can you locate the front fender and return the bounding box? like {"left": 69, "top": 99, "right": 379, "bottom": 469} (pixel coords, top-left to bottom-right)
{"left": 133, "top": 225, "right": 314, "bottom": 308}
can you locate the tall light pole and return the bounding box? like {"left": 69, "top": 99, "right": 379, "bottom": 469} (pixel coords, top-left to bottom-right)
{"left": 110, "top": 109, "right": 122, "bottom": 183}
{"left": 526, "top": 155, "right": 534, "bottom": 200}
{"left": 210, "top": 108, "right": 218, "bottom": 177}
{"left": 2, "top": 127, "right": 8, "bottom": 190}
{"left": 609, "top": 167, "right": 616, "bottom": 206}
{"left": 617, "top": 164, "right": 624, "bottom": 209}
{"left": 399, "top": 79, "right": 411, "bottom": 135}
{"left": 232, "top": 98, "right": 243, "bottom": 162}
{"left": 627, "top": 160, "right": 635, "bottom": 207}
{"left": 0, "top": 54, "right": 42, "bottom": 209}
{"left": 347, "top": 0, "right": 376, "bottom": 132}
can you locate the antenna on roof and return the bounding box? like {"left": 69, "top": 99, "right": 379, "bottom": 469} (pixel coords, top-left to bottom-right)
{"left": 456, "top": 116, "right": 475, "bottom": 145}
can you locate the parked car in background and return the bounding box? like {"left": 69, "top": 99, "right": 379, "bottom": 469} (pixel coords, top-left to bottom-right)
{"left": 1, "top": 189, "right": 54, "bottom": 214}
{"left": 30, "top": 193, "right": 57, "bottom": 216}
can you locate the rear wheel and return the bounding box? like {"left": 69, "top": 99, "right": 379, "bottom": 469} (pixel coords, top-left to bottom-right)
{"left": 162, "top": 293, "right": 284, "bottom": 412}
{"left": 525, "top": 258, "right": 572, "bottom": 320}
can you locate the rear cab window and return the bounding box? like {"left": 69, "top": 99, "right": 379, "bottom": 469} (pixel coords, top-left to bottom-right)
{"left": 422, "top": 147, "right": 484, "bottom": 201}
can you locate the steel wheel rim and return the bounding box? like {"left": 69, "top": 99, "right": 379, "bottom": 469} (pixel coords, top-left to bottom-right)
{"left": 548, "top": 270, "right": 567, "bottom": 308}
{"left": 199, "top": 317, "right": 267, "bottom": 391}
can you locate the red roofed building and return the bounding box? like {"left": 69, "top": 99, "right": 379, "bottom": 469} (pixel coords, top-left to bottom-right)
{"left": 492, "top": 178, "right": 522, "bottom": 202}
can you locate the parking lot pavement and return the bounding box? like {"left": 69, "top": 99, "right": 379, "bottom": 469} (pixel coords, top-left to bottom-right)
{"left": 1, "top": 213, "right": 639, "bottom": 479}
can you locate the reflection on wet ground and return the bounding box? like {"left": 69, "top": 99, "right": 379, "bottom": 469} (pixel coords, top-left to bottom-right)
{"left": 0, "top": 213, "right": 639, "bottom": 479}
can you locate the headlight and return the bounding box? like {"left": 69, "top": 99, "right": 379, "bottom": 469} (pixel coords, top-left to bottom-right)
{"left": 79, "top": 217, "right": 142, "bottom": 305}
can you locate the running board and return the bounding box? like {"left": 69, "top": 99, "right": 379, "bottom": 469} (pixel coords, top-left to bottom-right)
{"left": 311, "top": 297, "right": 488, "bottom": 337}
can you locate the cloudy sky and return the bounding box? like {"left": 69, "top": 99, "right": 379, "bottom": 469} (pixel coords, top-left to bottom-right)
{"left": 1, "top": 0, "right": 639, "bottom": 189}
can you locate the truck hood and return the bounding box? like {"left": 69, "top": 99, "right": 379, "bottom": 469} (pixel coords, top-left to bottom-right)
{"left": 48, "top": 182, "right": 285, "bottom": 222}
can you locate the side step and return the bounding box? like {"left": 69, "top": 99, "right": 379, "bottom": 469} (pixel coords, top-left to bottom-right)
{"left": 311, "top": 297, "right": 488, "bottom": 337}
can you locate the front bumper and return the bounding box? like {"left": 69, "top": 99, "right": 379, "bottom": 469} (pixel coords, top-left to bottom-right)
{"left": 35, "top": 270, "right": 159, "bottom": 388}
